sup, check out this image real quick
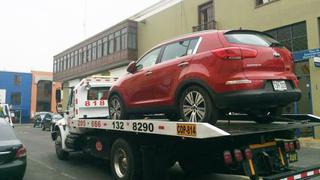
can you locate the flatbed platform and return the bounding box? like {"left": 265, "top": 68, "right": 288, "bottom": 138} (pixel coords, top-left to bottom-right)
{"left": 215, "top": 120, "right": 317, "bottom": 136}
{"left": 67, "top": 114, "right": 320, "bottom": 139}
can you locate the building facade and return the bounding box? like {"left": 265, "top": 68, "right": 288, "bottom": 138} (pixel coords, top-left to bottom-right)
{"left": 53, "top": 20, "right": 138, "bottom": 110}
{"left": 0, "top": 71, "right": 32, "bottom": 123}
{"left": 30, "top": 71, "right": 61, "bottom": 117}
{"left": 53, "top": 0, "right": 320, "bottom": 116}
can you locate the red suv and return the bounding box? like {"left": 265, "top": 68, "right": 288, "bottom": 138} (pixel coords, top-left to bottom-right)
{"left": 108, "top": 30, "right": 301, "bottom": 124}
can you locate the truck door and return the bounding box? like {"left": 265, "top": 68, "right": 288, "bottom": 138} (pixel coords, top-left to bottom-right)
{"left": 67, "top": 89, "right": 75, "bottom": 118}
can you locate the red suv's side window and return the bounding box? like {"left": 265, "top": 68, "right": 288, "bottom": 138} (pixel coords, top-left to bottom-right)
{"left": 160, "top": 38, "right": 200, "bottom": 63}
{"left": 136, "top": 47, "right": 161, "bottom": 70}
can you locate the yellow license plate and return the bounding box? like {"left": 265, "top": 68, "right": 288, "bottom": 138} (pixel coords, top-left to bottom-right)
{"left": 177, "top": 124, "right": 197, "bottom": 137}
{"left": 288, "top": 153, "right": 297, "bottom": 163}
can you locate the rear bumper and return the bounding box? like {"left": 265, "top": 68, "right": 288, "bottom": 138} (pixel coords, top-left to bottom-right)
{"left": 216, "top": 88, "right": 301, "bottom": 109}
{"left": 263, "top": 164, "right": 320, "bottom": 180}
{"left": 0, "top": 158, "right": 26, "bottom": 179}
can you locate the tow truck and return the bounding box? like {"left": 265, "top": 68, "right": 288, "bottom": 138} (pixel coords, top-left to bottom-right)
{"left": 51, "top": 76, "right": 320, "bottom": 180}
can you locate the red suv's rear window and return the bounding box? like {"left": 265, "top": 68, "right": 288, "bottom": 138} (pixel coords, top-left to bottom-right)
{"left": 224, "top": 31, "right": 282, "bottom": 47}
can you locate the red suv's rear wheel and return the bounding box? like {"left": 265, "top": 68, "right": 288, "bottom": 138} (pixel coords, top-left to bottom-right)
{"left": 179, "top": 86, "right": 218, "bottom": 124}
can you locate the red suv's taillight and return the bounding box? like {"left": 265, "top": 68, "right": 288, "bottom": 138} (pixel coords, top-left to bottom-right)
{"left": 212, "top": 47, "right": 257, "bottom": 60}
{"left": 16, "top": 146, "right": 27, "bottom": 158}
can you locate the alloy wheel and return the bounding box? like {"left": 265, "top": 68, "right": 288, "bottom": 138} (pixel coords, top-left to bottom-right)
{"left": 110, "top": 98, "right": 121, "bottom": 120}
{"left": 114, "top": 148, "right": 129, "bottom": 178}
{"left": 182, "top": 91, "right": 206, "bottom": 122}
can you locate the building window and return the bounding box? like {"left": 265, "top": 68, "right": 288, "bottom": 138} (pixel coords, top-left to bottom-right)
{"left": 115, "top": 31, "right": 121, "bottom": 52}
{"left": 128, "top": 28, "right": 137, "bottom": 49}
{"left": 87, "top": 44, "right": 92, "bottom": 62}
{"left": 70, "top": 52, "right": 74, "bottom": 68}
{"left": 75, "top": 50, "right": 79, "bottom": 66}
{"left": 11, "top": 92, "right": 21, "bottom": 105}
{"left": 58, "top": 59, "right": 62, "bottom": 72}
{"left": 103, "top": 37, "right": 108, "bottom": 56}
{"left": 63, "top": 56, "right": 67, "bottom": 70}
{"left": 92, "top": 42, "right": 97, "bottom": 60}
{"left": 97, "top": 39, "right": 103, "bottom": 58}
{"left": 193, "top": 1, "right": 215, "bottom": 32}
{"left": 79, "top": 49, "right": 83, "bottom": 65}
{"left": 108, "top": 34, "right": 114, "bottom": 54}
{"left": 83, "top": 46, "right": 87, "bottom": 64}
{"left": 67, "top": 54, "right": 71, "bottom": 69}
{"left": 14, "top": 74, "right": 21, "bottom": 85}
{"left": 256, "top": 0, "right": 276, "bottom": 6}
{"left": 265, "top": 22, "right": 308, "bottom": 52}
{"left": 121, "top": 28, "right": 128, "bottom": 50}
{"left": 53, "top": 60, "right": 57, "bottom": 73}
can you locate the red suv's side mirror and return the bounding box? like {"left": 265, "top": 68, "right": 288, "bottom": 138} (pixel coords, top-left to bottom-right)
{"left": 127, "top": 61, "right": 137, "bottom": 73}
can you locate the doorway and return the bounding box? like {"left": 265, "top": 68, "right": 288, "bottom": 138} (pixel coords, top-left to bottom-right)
{"left": 36, "top": 80, "right": 52, "bottom": 112}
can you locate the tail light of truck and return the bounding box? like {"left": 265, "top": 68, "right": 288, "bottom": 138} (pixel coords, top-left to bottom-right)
{"left": 224, "top": 151, "right": 233, "bottom": 165}
{"left": 234, "top": 149, "right": 243, "bottom": 162}
{"left": 212, "top": 47, "right": 257, "bottom": 60}
{"left": 245, "top": 148, "right": 253, "bottom": 159}
{"left": 16, "top": 145, "right": 27, "bottom": 158}
{"left": 284, "top": 142, "right": 290, "bottom": 152}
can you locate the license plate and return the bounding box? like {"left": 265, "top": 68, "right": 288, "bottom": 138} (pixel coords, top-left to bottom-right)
{"left": 272, "top": 80, "right": 287, "bottom": 91}
{"left": 288, "top": 152, "right": 298, "bottom": 163}
{"left": 177, "top": 124, "right": 197, "bottom": 137}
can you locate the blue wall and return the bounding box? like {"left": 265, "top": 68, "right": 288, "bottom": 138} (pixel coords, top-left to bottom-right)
{"left": 0, "top": 71, "right": 32, "bottom": 123}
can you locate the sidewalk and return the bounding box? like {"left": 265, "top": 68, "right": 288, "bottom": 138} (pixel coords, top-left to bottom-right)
{"left": 299, "top": 137, "right": 320, "bottom": 149}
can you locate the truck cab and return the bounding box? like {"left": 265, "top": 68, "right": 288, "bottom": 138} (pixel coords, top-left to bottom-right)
{"left": 67, "top": 76, "right": 118, "bottom": 119}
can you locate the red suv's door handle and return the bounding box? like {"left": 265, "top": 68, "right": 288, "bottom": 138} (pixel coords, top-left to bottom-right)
{"left": 178, "top": 62, "right": 189, "bottom": 67}
{"left": 145, "top": 71, "right": 152, "bottom": 76}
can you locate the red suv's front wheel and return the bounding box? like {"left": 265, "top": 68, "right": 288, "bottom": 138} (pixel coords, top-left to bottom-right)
{"left": 179, "top": 86, "right": 218, "bottom": 124}
{"left": 109, "top": 95, "right": 128, "bottom": 120}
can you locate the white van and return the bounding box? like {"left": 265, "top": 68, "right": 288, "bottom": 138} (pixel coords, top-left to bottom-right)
{"left": 0, "top": 104, "right": 14, "bottom": 127}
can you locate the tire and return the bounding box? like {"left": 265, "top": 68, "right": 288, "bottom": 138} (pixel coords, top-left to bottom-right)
{"left": 248, "top": 107, "right": 283, "bottom": 124}
{"left": 109, "top": 95, "right": 128, "bottom": 120}
{"left": 55, "top": 131, "right": 69, "bottom": 160}
{"left": 110, "top": 139, "right": 142, "bottom": 180}
{"left": 179, "top": 85, "right": 218, "bottom": 124}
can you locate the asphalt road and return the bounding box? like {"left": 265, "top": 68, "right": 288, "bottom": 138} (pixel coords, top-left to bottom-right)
{"left": 13, "top": 124, "right": 320, "bottom": 180}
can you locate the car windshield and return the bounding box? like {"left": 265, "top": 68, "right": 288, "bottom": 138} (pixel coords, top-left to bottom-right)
{"left": 224, "top": 31, "right": 282, "bottom": 47}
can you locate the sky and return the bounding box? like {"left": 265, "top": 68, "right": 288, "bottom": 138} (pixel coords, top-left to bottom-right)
{"left": 0, "top": 0, "right": 160, "bottom": 73}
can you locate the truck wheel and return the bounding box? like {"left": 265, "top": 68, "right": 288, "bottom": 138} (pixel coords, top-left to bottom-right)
{"left": 179, "top": 86, "right": 218, "bottom": 124}
{"left": 109, "top": 95, "right": 128, "bottom": 120}
{"left": 249, "top": 107, "right": 283, "bottom": 124}
{"left": 55, "top": 132, "right": 69, "bottom": 160}
{"left": 110, "top": 139, "right": 141, "bottom": 180}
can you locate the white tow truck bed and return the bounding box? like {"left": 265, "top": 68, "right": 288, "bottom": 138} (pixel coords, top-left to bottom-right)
{"left": 66, "top": 114, "right": 320, "bottom": 139}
